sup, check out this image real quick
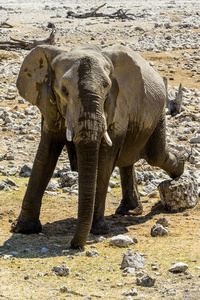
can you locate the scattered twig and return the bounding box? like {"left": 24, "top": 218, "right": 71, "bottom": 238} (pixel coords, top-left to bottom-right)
{"left": 0, "top": 18, "right": 13, "bottom": 28}
{"left": 0, "top": 24, "right": 55, "bottom": 50}
{"left": 109, "top": 8, "right": 135, "bottom": 20}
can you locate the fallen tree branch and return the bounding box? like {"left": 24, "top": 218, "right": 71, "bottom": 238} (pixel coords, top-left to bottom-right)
{"left": 67, "top": 3, "right": 106, "bottom": 18}
{"left": 0, "top": 24, "right": 55, "bottom": 50}
{"left": 67, "top": 4, "right": 135, "bottom": 20}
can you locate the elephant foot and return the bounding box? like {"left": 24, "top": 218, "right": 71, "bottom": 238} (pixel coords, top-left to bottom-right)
{"left": 70, "top": 238, "right": 85, "bottom": 250}
{"left": 91, "top": 220, "right": 110, "bottom": 235}
{"left": 11, "top": 216, "right": 42, "bottom": 234}
{"left": 165, "top": 151, "right": 184, "bottom": 179}
{"left": 115, "top": 202, "right": 143, "bottom": 216}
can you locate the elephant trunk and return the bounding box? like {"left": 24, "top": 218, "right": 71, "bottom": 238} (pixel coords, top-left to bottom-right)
{"left": 68, "top": 94, "right": 112, "bottom": 248}
{"left": 71, "top": 140, "right": 100, "bottom": 248}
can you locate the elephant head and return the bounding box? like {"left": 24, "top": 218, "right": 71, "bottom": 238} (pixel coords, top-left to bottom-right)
{"left": 17, "top": 44, "right": 163, "bottom": 248}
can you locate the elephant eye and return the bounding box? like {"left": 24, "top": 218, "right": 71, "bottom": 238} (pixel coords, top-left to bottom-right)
{"left": 62, "top": 86, "right": 69, "bottom": 97}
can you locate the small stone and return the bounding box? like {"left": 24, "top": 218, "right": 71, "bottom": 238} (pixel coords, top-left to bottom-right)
{"left": 46, "top": 180, "right": 59, "bottom": 191}
{"left": 95, "top": 236, "right": 106, "bottom": 243}
{"left": 3, "top": 255, "right": 13, "bottom": 259}
{"left": 52, "top": 265, "right": 70, "bottom": 276}
{"left": 136, "top": 271, "right": 145, "bottom": 277}
{"left": 19, "top": 164, "right": 32, "bottom": 177}
{"left": 26, "top": 135, "right": 35, "bottom": 141}
{"left": 122, "top": 288, "right": 138, "bottom": 296}
{"left": 167, "top": 289, "right": 176, "bottom": 295}
{"left": 156, "top": 216, "right": 170, "bottom": 227}
{"left": 190, "top": 134, "right": 200, "bottom": 143}
{"left": 3, "top": 178, "right": 17, "bottom": 187}
{"left": 137, "top": 295, "right": 146, "bottom": 299}
{"left": 122, "top": 267, "right": 135, "bottom": 276}
{"left": 24, "top": 275, "right": 30, "bottom": 280}
{"left": 9, "top": 251, "right": 18, "bottom": 256}
{"left": 109, "top": 235, "right": 134, "bottom": 248}
{"left": 41, "top": 247, "right": 48, "bottom": 253}
{"left": 121, "top": 250, "right": 145, "bottom": 270}
{"left": 24, "top": 106, "right": 39, "bottom": 115}
{"left": 60, "top": 171, "right": 78, "bottom": 187}
{"left": 151, "top": 224, "right": 169, "bottom": 237}
{"left": 136, "top": 274, "right": 156, "bottom": 287}
{"left": 60, "top": 286, "right": 68, "bottom": 293}
{"left": 86, "top": 250, "right": 99, "bottom": 258}
{"left": 109, "top": 180, "right": 120, "bottom": 188}
{"left": 168, "top": 262, "right": 188, "bottom": 273}
{"left": 24, "top": 248, "right": 30, "bottom": 253}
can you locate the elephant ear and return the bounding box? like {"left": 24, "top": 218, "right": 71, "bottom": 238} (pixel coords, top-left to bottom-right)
{"left": 103, "top": 45, "right": 165, "bottom": 125}
{"left": 17, "top": 45, "right": 63, "bottom": 131}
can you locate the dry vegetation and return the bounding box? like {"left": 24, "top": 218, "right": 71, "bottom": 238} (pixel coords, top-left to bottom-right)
{"left": 0, "top": 175, "right": 200, "bottom": 299}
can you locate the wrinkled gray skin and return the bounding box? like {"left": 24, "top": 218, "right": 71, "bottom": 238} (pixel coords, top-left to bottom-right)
{"left": 12, "top": 44, "right": 184, "bottom": 248}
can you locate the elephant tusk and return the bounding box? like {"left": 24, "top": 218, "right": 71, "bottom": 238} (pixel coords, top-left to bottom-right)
{"left": 104, "top": 131, "right": 112, "bottom": 147}
{"left": 66, "top": 128, "right": 72, "bottom": 142}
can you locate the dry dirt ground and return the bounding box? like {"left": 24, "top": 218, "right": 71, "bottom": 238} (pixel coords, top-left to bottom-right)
{"left": 0, "top": 1, "right": 200, "bottom": 299}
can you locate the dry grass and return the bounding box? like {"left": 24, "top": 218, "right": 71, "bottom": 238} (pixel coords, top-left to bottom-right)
{"left": 0, "top": 175, "right": 200, "bottom": 300}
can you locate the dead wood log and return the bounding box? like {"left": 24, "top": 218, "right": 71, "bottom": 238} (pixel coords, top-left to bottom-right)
{"left": 163, "top": 77, "right": 183, "bottom": 116}
{"left": 67, "top": 3, "right": 106, "bottom": 18}
{"left": 0, "top": 24, "right": 55, "bottom": 50}
{"left": 67, "top": 4, "right": 135, "bottom": 20}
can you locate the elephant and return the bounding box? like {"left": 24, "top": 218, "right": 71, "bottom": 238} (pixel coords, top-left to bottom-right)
{"left": 11, "top": 44, "right": 184, "bottom": 248}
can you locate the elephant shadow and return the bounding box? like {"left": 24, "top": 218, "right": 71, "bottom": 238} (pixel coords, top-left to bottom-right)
{"left": 2, "top": 203, "right": 168, "bottom": 259}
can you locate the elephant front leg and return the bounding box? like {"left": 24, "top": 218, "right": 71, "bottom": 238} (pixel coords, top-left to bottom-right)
{"left": 90, "top": 145, "right": 117, "bottom": 235}
{"left": 12, "top": 132, "right": 64, "bottom": 234}
{"left": 115, "top": 165, "right": 143, "bottom": 216}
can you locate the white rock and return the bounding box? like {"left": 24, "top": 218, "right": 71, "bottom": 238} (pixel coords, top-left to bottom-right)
{"left": 151, "top": 224, "right": 169, "bottom": 237}
{"left": 46, "top": 180, "right": 59, "bottom": 191}
{"left": 168, "top": 262, "right": 188, "bottom": 273}
{"left": 109, "top": 235, "right": 134, "bottom": 248}
{"left": 121, "top": 250, "right": 145, "bottom": 270}
{"left": 159, "top": 174, "right": 199, "bottom": 211}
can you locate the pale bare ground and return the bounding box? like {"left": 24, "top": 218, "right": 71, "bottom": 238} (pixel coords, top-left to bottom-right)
{"left": 0, "top": 1, "right": 200, "bottom": 299}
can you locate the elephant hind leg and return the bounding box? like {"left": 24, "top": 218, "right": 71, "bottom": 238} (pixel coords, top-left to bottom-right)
{"left": 115, "top": 165, "right": 143, "bottom": 216}
{"left": 145, "top": 114, "right": 184, "bottom": 178}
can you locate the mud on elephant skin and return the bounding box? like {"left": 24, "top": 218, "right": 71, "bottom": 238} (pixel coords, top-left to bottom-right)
{"left": 11, "top": 44, "right": 184, "bottom": 248}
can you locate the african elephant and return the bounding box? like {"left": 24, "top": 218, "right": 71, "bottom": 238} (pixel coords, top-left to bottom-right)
{"left": 12, "top": 44, "right": 184, "bottom": 248}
